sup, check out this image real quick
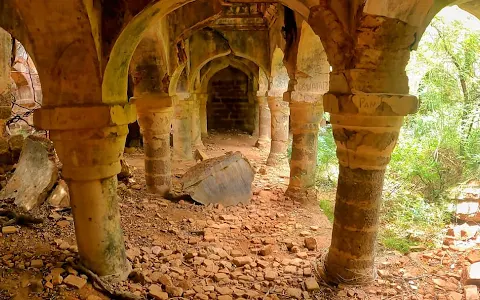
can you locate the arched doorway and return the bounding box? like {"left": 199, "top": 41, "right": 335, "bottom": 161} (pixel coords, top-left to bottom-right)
{"left": 207, "top": 66, "right": 255, "bottom": 134}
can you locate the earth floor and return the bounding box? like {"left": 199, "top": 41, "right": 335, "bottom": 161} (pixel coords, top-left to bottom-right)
{"left": 0, "top": 131, "right": 478, "bottom": 300}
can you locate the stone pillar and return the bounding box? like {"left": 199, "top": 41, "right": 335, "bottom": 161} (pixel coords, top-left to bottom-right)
{"left": 191, "top": 94, "right": 204, "bottom": 149}
{"left": 255, "top": 94, "right": 271, "bottom": 148}
{"left": 285, "top": 100, "right": 323, "bottom": 203}
{"left": 173, "top": 97, "right": 193, "bottom": 161}
{"left": 198, "top": 93, "right": 208, "bottom": 138}
{"left": 266, "top": 96, "right": 290, "bottom": 166}
{"left": 323, "top": 93, "right": 418, "bottom": 283}
{"left": 134, "top": 94, "right": 173, "bottom": 196}
{"left": 0, "top": 29, "right": 12, "bottom": 136}
{"left": 34, "top": 104, "right": 137, "bottom": 281}
{"left": 252, "top": 95, "right": 260, "bottom": 137}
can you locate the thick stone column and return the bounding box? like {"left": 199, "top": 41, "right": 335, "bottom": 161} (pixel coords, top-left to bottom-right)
{"left": 285, "top": 100, "right": 323, "bottom": 203}
{"left": 34, "top": 104, "right": 136, "bottom": 281}
{"left": 191, "top": 94, "right": 204, "bottom": 149}
{"left": 197, "top": 93, "right": 208, "bottom": 138}
{"left": 134, "top": 94, "right": 173, "bottom": 196}
{"left": 266, "top": 96, "right": 290, "bottom": 166}
{"left": 323, "top": 93, "right": 418, "bottom": 283}
{"left": 0, "top": 29, "right": 12, "bottom": 136}
{"left": 255, "top": 94, "right": 271, "bottom": 148}
{"left": 173, "top": 97, "right": 193, "bottom": 161}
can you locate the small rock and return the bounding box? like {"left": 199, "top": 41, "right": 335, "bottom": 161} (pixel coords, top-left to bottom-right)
{"left": 149, "top": 284, "right": 168, "bottom": 300}
{"left": 447, "top": 291, "right": 463, "bottom": 300}
{"left": 30, "top": 259, "right": 44, "bottom": 268}
{"left": 1, "top": 226, "right": 17, "bottom": 234}
{"left": 468, "top": 250, "right": 480, "bottom": 263}
{"left": 304, "top": 237, "right": 317, "bottom": 251}
{"left": 259, "top": 245, "right": 273, "bottom": 256}
{"left": 286, "top": 287, "right": 302, "bottom": 299}
{"left": 56, "top": 220, "right": 70, "bottom": 228}
{"left": 166, "top": 285, "right": 183, "bottom": 297}
{"left": 304, "top": 277, "right": 320, "bottom": 291}
{"left": 465, "top": 285, "right": 479, "bottom": 300}
{"left": 63, "top": 275, "right": 87, "bottom": 289}
{"left": 233, "top": 256, "right": 252, "bottom": 266}
{"left": 47, "top": 180, "right": 70, "bottom": 208}
{"left": 264, "top": 270, "right": 277, "bottom": 281}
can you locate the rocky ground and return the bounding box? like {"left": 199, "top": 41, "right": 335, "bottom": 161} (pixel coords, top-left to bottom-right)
{"left": 0, "top": 132, "right": 480, "bottom": 300}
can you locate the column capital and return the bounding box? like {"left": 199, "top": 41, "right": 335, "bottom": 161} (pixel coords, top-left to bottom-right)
{"left": 324, "top": 92, "right": 419, "bottom": 170}
{"left": 34, "top": 104, "right": 136, "bottom": 181}
{"left": 131, "top": 94, "right": 172, "bottom": 114}
{"left": 324, "top": 93, "right": 418, "bottom": 117}
{"left": 34, "top": 103, "right": 136, "bottom": 130}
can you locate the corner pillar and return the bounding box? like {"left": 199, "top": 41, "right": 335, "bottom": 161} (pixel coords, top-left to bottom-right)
{"left": 133, "top": 94, "right": 173, "bottom": 196}
{"left": 255, "top": 94, "right": 271, "bottom": 148}
{"left": 323, "top": 92, "right": 418, "bottom": 283}
{"left": 0, "top": 30, "right": 12, "bottom": 136}
{"left": 34, "top": 104, "right": 137, "bottom": 281}
{"left": 191, "top": 94, "right": 204, "bottom": 149}
{"left": 285, "top": 99, "right": 323, "bottom": 203}
{"left": 266, "top": 95, "right": 290, "bottom": 166}
{"left": 173, "top": 97, "right": 193, "bottom": 161}
{"left": 197, "top": 93, "right": 208, "bottom": 138}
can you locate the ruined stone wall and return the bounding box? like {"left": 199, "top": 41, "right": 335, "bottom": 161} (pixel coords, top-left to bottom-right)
{"left": 207, "top": 67, "right": 254, "bottom": 133}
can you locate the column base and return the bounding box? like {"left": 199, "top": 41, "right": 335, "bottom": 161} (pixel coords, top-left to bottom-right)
{"left": 266, "top": 152, "right": 289, "bottom": 166}
{"left": 285, "top": 186, "right": 318, "bottom": 204}
{"left": 255, "top": 138, "right": 270, "bottom": 149}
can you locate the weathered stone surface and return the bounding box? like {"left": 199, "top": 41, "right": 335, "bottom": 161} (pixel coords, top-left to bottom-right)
{"left": 0, "top": 136, "right": 58, "bottom": 211}
{"left": 180, "top": 151, "right": 254, "bottom": 206}
{"left": 47, "top": 180, "right": 70, "bottom": 208}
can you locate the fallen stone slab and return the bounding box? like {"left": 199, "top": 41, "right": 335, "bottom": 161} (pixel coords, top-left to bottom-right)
{"left": 180, "top": 151, "right": 254, "bottom": 206}
{"left": 0, "top": 136, "right": 58, "bottom": 211}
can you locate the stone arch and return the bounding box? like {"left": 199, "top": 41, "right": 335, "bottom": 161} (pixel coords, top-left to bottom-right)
{"left": 294, "top": 20, "right": 330, "bottom": 98}
{"left": 10, "top": 66, "right": 34, "bottom": 106}
{"left": 129, "top": 27, "right": 170, "bottom": 98}
{"left": 206, "top": 66, "right": 255, "bottom": 133}
{"left": 102, "top": 0, "right": 311, "bottom": 103}
{"left": 197, "top": 56, "right": 259, "bottom": 93}
{"left": 270, "top": 47, "right": 289, "bottom": 96}
{"left": 0, "top": 2, "right": 102, "bottom": 107}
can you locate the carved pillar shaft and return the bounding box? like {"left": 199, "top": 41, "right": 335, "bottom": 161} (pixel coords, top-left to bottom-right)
{"left": 173, "top": 98, "right": 193, "bottom": 161}
{"left": 323, "top": 92, "right": 418, "bottom": 283}
{"left": 255, "top": 95, "right": 271, "bottom": 148}
{"left": 286, "top": 101, "right": 323, "bottom": 203}
{"left": 266, "top": 96, "right": 290, "bottom": 166}
{"left": 34, "top": 104, "right": 137, "bottom": 281}
{"left": 135, "top": 95, "right": 173, "bottom": 196}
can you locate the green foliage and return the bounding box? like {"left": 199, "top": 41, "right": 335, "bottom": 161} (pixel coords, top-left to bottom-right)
{"left": 316, "top": 120, "right": 338, "bottom": 188}
{"left": 319, "top": 199, "right": 334, "bottom": 223}
{"left": 380, "top": 231, "right": 418, "bottom": 254}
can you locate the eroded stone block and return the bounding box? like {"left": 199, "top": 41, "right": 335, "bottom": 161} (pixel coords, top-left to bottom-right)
{"left": 180, "top": 151, "right": 254, "bottom": 206}
{"left": 0, "top": 136, "right": 58, "bottom": 211}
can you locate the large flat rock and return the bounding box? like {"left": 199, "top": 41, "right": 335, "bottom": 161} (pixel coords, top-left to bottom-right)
{"left": 0, "top": 136, "right": 58, "bottom": 211}
{"left": 180, "top": 151, "right": 255, "bottom": 206}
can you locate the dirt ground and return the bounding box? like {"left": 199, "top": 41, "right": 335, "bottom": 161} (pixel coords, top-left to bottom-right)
{"left": 0, "top": 132, "right": 478, "bottom": 300}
